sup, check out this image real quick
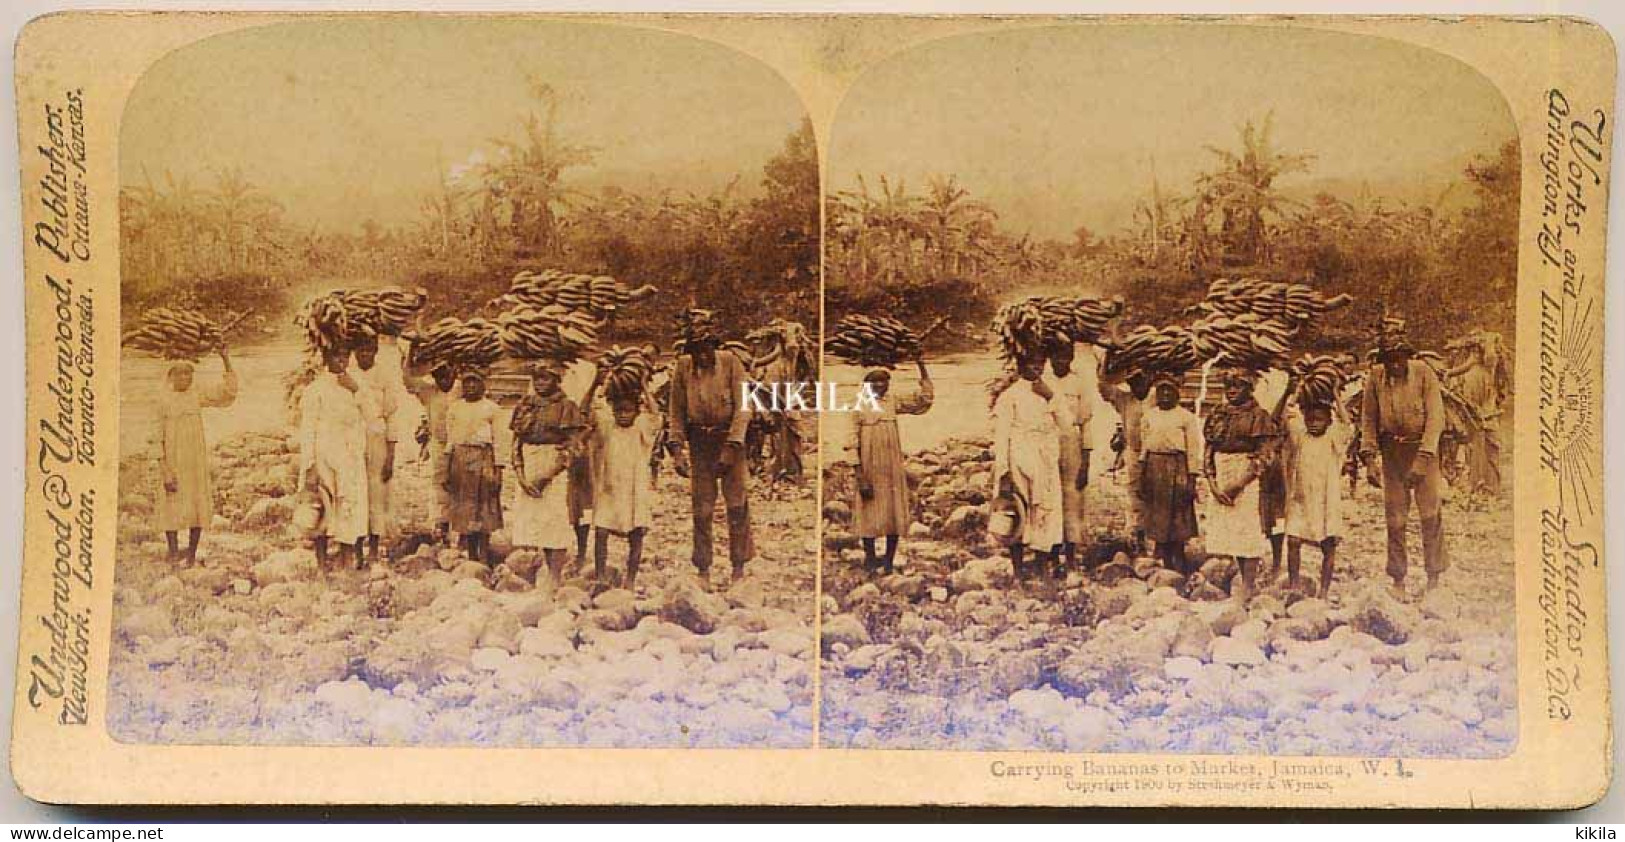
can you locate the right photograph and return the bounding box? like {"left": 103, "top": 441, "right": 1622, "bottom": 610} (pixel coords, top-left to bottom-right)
{"left": 819, "top": 24, "right": 1518, "bottom": 756}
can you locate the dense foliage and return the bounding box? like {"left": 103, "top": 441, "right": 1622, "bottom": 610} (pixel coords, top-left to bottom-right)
{"left": 828, "top": 115, "right": 1519, "bottom": 355}
{"left": 120, "top": 84, "right": 819, "bottom": 349}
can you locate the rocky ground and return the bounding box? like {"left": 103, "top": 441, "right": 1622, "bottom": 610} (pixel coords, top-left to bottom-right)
{"left": 819, "top": 436, "right": 1517, "bottom": 757}
{"left": 110, "top": 432, "right": 818, "bottom": 747}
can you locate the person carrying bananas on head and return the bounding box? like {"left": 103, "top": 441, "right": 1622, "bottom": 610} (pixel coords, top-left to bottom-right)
{"left": 298, "top": 345, "right": 370, "bottom": 570}
{"left": 510, "top": 358, "right": 586, "bottom": 582}
{"left": 1044, "top": 338, "right": 1095, "bottom": 572}
{"left": 1442, "top": 332, "right": 1503, "bottom": 497}
{"left": 1100, "top": 371, "right": 1153, "bottom": 553}
{"left": 411, "top": 363, "right": 459, "bottom": 545}
{"left": 1201, "top": 367, "right": 1286, "bottom": 602}
{"left": 666, "top": 309, "right": 755, "bottom": 585}
{"left": 1360, "top": 319, "right": 1448, "bottom": 599}
{"left": 154, "top": 343, "right": 239, "bottom": 566}
{"left": 1278, "top": 371, "right": 1355, "bottom": 599}
{"left": 991, "top": 350, "right": 1065, "bottom": 582}
{"left": 444, "top": 369, "right": 505, "bottom": 563}
{"left": 350, "top": 332, "right": 405, "bottom": 566}
{"left": 1137, "top": 374, "right": 1202, "bottom": 576}
{"left": 578, "top": 359, "right": 662, "bottom": 589}
{"left": 853, "top": 355, "right": 934, "bottom": 575}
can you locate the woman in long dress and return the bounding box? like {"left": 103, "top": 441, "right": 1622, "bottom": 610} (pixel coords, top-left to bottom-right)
{"left": 155, "top": 348, "right": 238, "bottom": 565}
{"left": 510, "top": 360, "right": 584, "bottom": 580}
{"left": 299, "top": 347, "right": 369, "bottom": 569}
{"left": 1202, "top": 368, "right": 1283, "bottom": 601}
{"left": 444, "top": 370, "right": 504, "bottom": 562}
{"left": 853, "top": 357, "right": 934, "bottom": 574}
{"left": 1137, "top": 376, "right": 1202, "bottom": 575}
{"left": 992, "top": 352, "right": 1064, "bottom": 581}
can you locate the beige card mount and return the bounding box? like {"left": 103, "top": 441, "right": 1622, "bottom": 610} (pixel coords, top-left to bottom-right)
{"left": 9, "top": 12, "right": 1615, "bottom": 806}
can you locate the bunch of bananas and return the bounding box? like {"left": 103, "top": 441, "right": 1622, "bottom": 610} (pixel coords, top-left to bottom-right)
{"left": 500, "top": 270, "right": 657, "bottom": 321}
{"left": 826, "top": 314, "right": 922, "bottom": 368}
{"left": 597, "top": 344, "right": 657, "bottom": 403}
{"left": 495, "top": 305, "right": 600, "bottom": 362}
{"left": 407, "top": 317, "right": 504, "bottom": 369}
{"left": 1030, "top": 295, "right": 1124, "bottom": 344}
{"left": 1192, "top": 278, "right": 1353, "bottom": 325}
{"left": 1101, "top": 324, "right": 1200, "bottom": 378}
{"left": 339, "top": 286, "right": 428, "bottom": 336}
{"left": 122, "top": 307, "right": 224, "bottom": 361}
{"left": 991, "top": 299, "right": 1063, "bottom": 362}
{"left": 296, "top": 292, "right": 362, "bottom": 354}
{"left": 720, "top": 339, "right": 757, "bottom": 366}
{"left": 1186, "top": 312, "right": 1294, "bottom": 370}
{"left": 1290, "top": 354, "right": 1352, "bottom": 407}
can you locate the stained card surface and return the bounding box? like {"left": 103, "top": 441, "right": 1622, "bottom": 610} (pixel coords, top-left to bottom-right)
{"left": 9, "top": 12, "right": 1613, "bottom": 806}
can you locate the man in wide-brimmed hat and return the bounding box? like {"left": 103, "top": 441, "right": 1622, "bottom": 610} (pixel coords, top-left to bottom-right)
{"left": 667, "top": 308, "right": 755, "bottom": 584}
{"left": 1359, "top": 318, "right": 1448, "bottom": 597}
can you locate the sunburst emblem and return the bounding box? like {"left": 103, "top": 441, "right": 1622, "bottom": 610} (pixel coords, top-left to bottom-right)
{"left": 1551, "top": 294, "right": 1601, "bottom": 523}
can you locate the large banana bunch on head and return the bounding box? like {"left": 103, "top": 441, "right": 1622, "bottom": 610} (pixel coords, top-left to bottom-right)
{"left": 1290, "top": 353, "right": 1352, "bottom": 408}
{"left": 991, "top": 298, "right": 1063, "bottom": 363}
{"left": 826, "top": 314, "right": 922, "bottom": 368}
{"left": 1032, "top": 295, "right": 1125, "bottom": 344}
{"left": 295, "top": 292, "right": 367, "bottom": 355}
{"left": 496, "top": 304, "right": 600, "bottom": 363}
{"left": 406, "top": 317, "right": 504, "bottom": 370}
{"left": 1101, "top": 323, "right": 1205, "bottom": 379}
{"left": 122, "top": 307, "right": 224, "bottom": 362}
{"left": 1187, "top": 312, "right": 1294, "bottom": 371}
{"left": 598, "top": 344, "right": 657, "bottom": 403}
{"left": 500, "top": 269, "right": 657, "bottom": 323}
{"left": 1194, "top": 278, "right": 1353, "bottom": 326}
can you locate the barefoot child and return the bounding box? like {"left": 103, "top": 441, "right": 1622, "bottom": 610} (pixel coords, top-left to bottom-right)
{"left": 853, "top": 357, "right": 934, "bottom": 574}
{"left": 1281, "top": 392, "right": 1354, "bottom": 598}
{"left": 445, "top": 370, "right": 504, "bottom": 562}
{"left": 156, "top": 347, "right": 239, "bottom": 565}
{"left": 580, "top": 368, "right": 661, "bottom": 588}
{"left": 1138, "top": 375, "right": 1202, "bottom": 576}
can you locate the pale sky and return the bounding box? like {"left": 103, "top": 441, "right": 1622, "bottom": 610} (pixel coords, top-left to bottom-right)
{"left": 830, "top": 24, "right": 1517, "bottom": 240}
{"left": 121, "top": 19, "right": 809, "bottom": 231}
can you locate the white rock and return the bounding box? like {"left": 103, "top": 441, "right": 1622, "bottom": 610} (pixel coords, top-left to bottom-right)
{"left": 1211, "top": 636, "right": 1266, "bottom": 666}
{"left": 1164, "top": 656, "right": 1204, "bottom": 682}
{"left": 470, "top": 647, "right": 511, "bottom": 672}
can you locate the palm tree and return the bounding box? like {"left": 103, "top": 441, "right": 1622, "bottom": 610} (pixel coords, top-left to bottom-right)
{"left": 207, "top": 167, "right": 284, "bottom": 273}
{"left": 479, "top": 80, "right": 596, "bottom": 257}
{"left": 1195, "top": 112, "right": 1314, "bottom": 265}
{"left": 421, "top": 147, "right": 471, "bottom": 258}
{"left": 920, "top": 174, "right": 997, "bottom": 276}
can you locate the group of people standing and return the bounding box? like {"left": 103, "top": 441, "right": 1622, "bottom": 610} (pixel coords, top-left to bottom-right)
{"left": 150, "top": 305, "right": 780, "bottom": 591}
{"left": 843, "top": 317, "right": 1474, "bottom": 603}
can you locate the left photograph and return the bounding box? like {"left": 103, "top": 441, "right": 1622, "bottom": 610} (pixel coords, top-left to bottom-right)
{"left": 111, "top": 18, "right": 820, "bottom": 747}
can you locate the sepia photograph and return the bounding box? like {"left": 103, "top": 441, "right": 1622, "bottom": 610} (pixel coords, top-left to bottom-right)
{"left": 110, "top": 17, "right": 820, "bottom": 748}
{"left": 819, "top": 24, "right": 1520, "bottom": 756}
{"left": 5, "top": 9, "right": 1614, "bottom": 810}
